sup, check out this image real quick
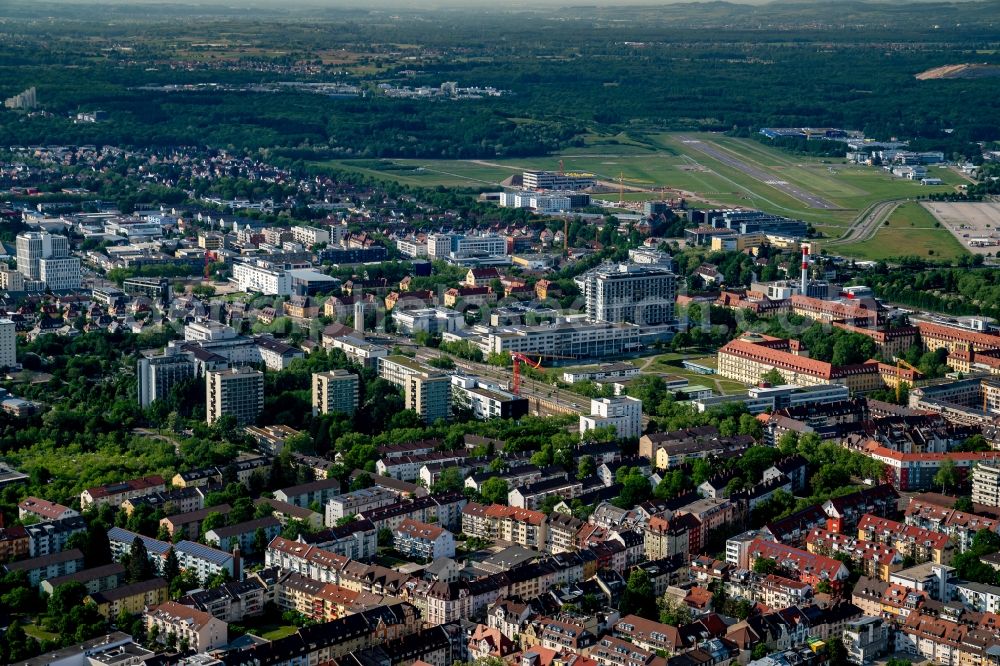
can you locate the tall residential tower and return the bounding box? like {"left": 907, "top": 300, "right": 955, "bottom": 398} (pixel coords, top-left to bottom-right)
{"left": 206, "top": 366, "right": 264, "bottom": 425}
{"left": 577, "top": 263, "right": 677, "bottom": 326}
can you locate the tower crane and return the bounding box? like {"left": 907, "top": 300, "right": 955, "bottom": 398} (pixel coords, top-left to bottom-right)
{"left": 204, "top": 250, "right": 214, "bottom": 279}
{"left": 510, "top": 352, "right": 541, "bottom": 396}
{"left": 508, "top": 352, "right": 574, "bottom": 396}
{"left": 614, "top": 171, "right": 654, "bottom": 205}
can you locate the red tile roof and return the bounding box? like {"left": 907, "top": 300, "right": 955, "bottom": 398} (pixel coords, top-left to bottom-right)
{"left": 833, "top": 322, "right": 918, "bottom": 342}
{"left": 84, "top": 475, "right": 165, "bottom": 500}
{"left": 905, "top": 499, "right": 1000, "bottom": 533}
{"left": 791, "top": 294, "right": 879, "bottom": 323}
{"left": 858, "top": 514, "right": 950, "bottom": 551}
{"left": 483, "top": 504, "right": 547, "bottom": 526}
{"left": 614, "top": 614, "right": 682, "bottom": 650}
{"left": 396, "top": 518, "right": 446, "bottom": 541}
{"left": 18, "top": 497, "right": 73, "bottom": 521}
{"left": 266, "top": 536, "right": 350, "bottom": 570}
{"left": 864, "top": 441, "right": 1000, "bottom": 465}
{"left": 719, "top": 336, "right": 880, "bottom": 380}
{"left": 806, "top": 527, "right": 899, "bottom": 565}
{"left": 917, "top": 320, "right": 1000, "bottom": 350}
{"left": 748, "top": 538, "right": 849, "bottom": 582}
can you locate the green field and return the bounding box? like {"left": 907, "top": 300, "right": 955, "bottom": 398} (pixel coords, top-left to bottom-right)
{"left": 837, "top": 201, "right": 969, "bottom": 261}
{"left": 548, "top": 352, "right": 747, "bottom": 397}
{"left": 313, "top": 131, "right": 965, "bottom": 259}
{"left": 645, "top": 353, "right": 749, "bottom": 395}
{"left": 650, "top": 133, "right": 960, "bottom": 230}
{"left": 246, "top": 622, "right": 300, "bottom": 640}
{"left": 23, "top": 623, "right": 59, "bottom": 642}
{"left": 322, "top": 159, "right": 515, "bottom": 188}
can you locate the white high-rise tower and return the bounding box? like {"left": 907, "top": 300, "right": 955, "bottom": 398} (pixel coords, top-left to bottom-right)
{"left": 354, "top": 301, "right": 364, "bottom": 335}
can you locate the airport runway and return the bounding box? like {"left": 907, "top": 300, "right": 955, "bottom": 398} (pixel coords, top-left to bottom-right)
{"left": 676, "top": 136, "right": 839, "bottom": 210}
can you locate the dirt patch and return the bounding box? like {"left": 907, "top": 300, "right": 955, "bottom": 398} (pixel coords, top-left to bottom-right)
{"left": 916, "top": 63, "right": 1000, "bottom": 80}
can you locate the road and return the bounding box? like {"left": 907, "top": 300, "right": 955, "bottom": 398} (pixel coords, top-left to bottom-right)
{"left": 827, "top": 200, "right": 902, "bottom": 246}
{"left": 675, "top": 135, "right": 839, "bottom": 210}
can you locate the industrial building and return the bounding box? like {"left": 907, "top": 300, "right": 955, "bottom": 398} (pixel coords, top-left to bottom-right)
{"left": 521, "top": 170, "right": 595, "bottom": 191}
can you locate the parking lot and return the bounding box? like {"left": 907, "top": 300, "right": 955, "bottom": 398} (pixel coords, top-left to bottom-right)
{"left": 922, "top": 201, "right": 1000, "bottom": 255}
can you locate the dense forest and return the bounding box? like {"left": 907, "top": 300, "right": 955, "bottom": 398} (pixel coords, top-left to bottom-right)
{"left": 1, "top": 2, "right": 999, "bottom": 157}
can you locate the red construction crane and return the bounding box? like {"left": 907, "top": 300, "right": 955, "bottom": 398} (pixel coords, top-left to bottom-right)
{"left": 509, "top": 352, "right": 574, "bottom": 395}
{"left": 510, "top": 352, "right": 542, "bottom": 396}
{"left": 204, "top": 250, "right": 215, "bottom": 279}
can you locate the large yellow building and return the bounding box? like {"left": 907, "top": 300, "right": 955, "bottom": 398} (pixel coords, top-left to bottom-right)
{"left": 87, "top": 578, "right": 168, "bottom": 618}
{"left": 917, "top": 320, "right": 1000, "bottom": 354}
{"left": 832, "top": 322, "right": 918, "bottom": 358}
{"left": 717, "top": 333, "right": 883, "bottom": 392}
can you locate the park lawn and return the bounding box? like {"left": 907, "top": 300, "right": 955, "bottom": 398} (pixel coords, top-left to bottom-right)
{"left": 645, "top": 354, "right": 748, "bottom": 396}
{"left": 375, "top": 553, "right": 411, "bottom": 568}
{"left": 23, "top": 622, "right": 60, "bottom": 642}
{"left": 836, "top": 201, "right": 970, "bottom": 261}
{"left": 256, "top": 625, "right": 300, "bottom": 640}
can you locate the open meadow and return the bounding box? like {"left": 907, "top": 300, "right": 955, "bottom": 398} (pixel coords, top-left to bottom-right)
{"left": 836, "top": 201, "right": 969, "bottom": 261}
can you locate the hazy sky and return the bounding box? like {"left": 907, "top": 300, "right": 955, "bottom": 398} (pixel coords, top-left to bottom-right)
{"left": 19, "top": 0, "right": 970, "bottom": 5}
{"left": 7, "top": 0, "right": 982, "bottom": 14}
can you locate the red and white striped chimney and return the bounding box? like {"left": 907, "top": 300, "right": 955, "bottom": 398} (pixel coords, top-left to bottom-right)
{"left": 800, "top": 245, "right": 809, "bottom": 295}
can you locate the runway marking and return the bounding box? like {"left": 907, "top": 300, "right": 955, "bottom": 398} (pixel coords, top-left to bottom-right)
{"left": 676, "top": 135, "right": 839, "bottom": 210}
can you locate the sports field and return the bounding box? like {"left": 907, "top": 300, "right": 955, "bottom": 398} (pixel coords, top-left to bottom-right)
{"left": 313, "top": 131, "right": 965, "bottom": 257}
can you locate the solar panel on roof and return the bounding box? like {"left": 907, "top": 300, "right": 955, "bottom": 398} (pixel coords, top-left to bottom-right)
{"left": 176, "top": 540, "right": 233, "bottom": 565}
{"left": 107, "top": 527, "right": 171, "bottom": 555}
